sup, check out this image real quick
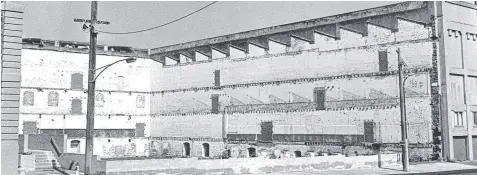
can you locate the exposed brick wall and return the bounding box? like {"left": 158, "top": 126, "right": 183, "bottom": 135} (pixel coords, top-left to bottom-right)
{"left": 149, "top": 139, "right": 225, "bottom": 158}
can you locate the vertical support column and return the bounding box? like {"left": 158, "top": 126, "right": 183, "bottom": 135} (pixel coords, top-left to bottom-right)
{"left": 435, "top": 1, "right": 453, "bottom": 162}
{"left": 1, "top": 2, "right": 23, "bottom": 174}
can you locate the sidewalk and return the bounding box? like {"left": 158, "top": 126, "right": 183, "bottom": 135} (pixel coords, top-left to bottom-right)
{"left": 259, "top": 162, "right": 477, "bottom": 175}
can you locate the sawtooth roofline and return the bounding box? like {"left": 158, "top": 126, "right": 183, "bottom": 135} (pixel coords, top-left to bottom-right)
{"left": 150, "top": 1, "right": 430, "bottom": 56}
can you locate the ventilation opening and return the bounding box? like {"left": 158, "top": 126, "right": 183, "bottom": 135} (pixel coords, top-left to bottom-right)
{"left": 202, "top": 143, "right": 210, "bottom": 157}
{"left": 248, "top": 147, "right": 256, "bottom": 158}
{"left": 183, "top": 142, "right": 191, "bottom": 157}
{"left": 294, "top": 151, "right": 302, "bottom": 157}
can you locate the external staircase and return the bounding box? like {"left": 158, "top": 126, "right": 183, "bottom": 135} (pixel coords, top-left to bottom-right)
{"left": 30, "top": 150, "right": 61, "bottom": 170}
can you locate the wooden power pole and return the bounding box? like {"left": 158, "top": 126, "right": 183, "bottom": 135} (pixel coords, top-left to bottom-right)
{"left": 397, "top": 48, "right": 409, "bottom": 172}
{"left": 85, "top": 1, "right": 97, "bottom": 174}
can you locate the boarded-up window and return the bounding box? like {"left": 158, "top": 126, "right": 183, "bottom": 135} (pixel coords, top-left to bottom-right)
{"left": 48, "top": 91, "right": 59, "bottom": 106}
{"left": 211, "top": 94, "right": 219, "bottom": 114}
{"left": 313, "top": 88, "right": 326, "bottom": 110}
{"left": 136, "top": 95, "right": 145, "bottom": 108}
{"left": 23, "top": 91, "right": 34, "bottom": 106}
{"left": 378, "top": 50, "right": 388, "bottom": 72}
{"left": 135, "top": 123, "right": 145, "bottom": 137}
{"left": 71, "top": 99, "right": 82, "bottom": 114}
{"left": 71, "top": 73, "right": 84, "bottom": 90}
{"left": 96, "top": 93, "right": 104, "bottom": 107}
{"left": 260, "top": 121, "right": 273, "bottom": 142}
{"left": 364, "top": 120, "right": 375, "bottom": 142}
{"left": 214, "top": 70, "right": 221, "bottom": 86}
{"left": 23, "top": 121, "right": 38, "bottom": 134}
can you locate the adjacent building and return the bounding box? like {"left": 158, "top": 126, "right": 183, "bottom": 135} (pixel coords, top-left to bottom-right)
{"left": 18, "top": 39, "right": 154, "bottom": 158}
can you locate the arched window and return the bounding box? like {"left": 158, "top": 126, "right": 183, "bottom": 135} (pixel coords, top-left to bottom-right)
{"left": 183, "top": 142, "right": 191, "bottom": 157}
{"left": 70, "top": 140, "right": 80, "bottom": 148}
{"left": 71, "top": 73, "right": 83, "bottom": 90}
{"left": 23, "top": 91, "right": 34, "bottom": 106}
{"left": 202, "top": 143, "right": 210, "bottom": 157}
{"left": 48, "top": 91, "right": 59, "bottom": 106}
{"left": 136, "top": 95, "right": 145, "bottom": 108}
{"left": 95, "top": 93, "right": 104, "bottom": 107}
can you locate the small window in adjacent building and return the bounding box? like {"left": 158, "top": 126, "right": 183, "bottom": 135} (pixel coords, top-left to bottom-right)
{"left": 48, "top": 91, "right": 59, "bottom": 106}
{"left": 135, "top": 123, "right": 145, "bottom": 137}
{"left": 71, "top": 99, "right": 82, "bottom": 114}
{"left": 136, "top": 95, "right": 145, "bottom": 108}
{"left": 473, "top": 112, "right": 477, "bottom": 126}
{"left": 313, "top": 87, "right": 326, "bottom": 110}
{"left": 71, "top": 73, "right": 84, "bottom": 90}
{"left": 454, "top": 111, "right": 465, "bottom": 126}
{"left": 378, "top": 50, "right": 388, "bottom": 72}
{"left": 23, "top": 91, "right": 35, "bottom": 106}
{"left": 211, "top": 94, "right": 219, "bottom": 114}
{"left": 96, "top": 93, "right": 104, "bottom": 107}
{"left": 214, "top": 70, "right": 221, "bottom": 86}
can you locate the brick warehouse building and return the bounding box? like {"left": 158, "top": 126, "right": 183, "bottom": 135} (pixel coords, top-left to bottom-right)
{"left": 147, "top": 1, "right": 477, "bottom": 161}
{"left": 6, "top": 1, "right": 477, "bottom": 170}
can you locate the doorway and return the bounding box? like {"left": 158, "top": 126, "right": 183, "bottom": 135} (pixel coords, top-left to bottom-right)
{"left": 183, "top": 142, "right": 191, "bottom": 156}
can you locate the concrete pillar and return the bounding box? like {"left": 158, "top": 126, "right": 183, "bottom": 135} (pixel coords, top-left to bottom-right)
{"left": 1, "top": 2, "right": 24, "bottom": 174}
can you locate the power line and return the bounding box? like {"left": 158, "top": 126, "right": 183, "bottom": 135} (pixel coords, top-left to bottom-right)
{"left": 96, "top": 1, "right": 218, "bottom": 35}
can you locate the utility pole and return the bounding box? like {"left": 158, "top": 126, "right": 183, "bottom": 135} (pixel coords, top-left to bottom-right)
{"left": 85, "top": 2, "right": 98, "bottom": 175}
{"left": 397, "top": 48, "right": 409, "bottom": 172}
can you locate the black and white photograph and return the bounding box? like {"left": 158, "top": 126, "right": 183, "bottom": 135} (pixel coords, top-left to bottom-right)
{"left": 1, "top": 1, "right": 477, "bottom": 175}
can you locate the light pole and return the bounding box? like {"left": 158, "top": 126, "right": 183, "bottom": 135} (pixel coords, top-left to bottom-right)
{"left": 84, "top": 56, "right": 136, "bottom": 175}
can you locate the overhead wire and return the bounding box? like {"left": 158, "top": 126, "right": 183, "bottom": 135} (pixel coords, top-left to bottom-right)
{"left": 95, "top": 1, "right": 218, "bottom": 35}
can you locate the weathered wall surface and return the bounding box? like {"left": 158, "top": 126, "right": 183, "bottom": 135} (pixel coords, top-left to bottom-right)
{"left": 104, "top": 154, "right": 400, "bottom": 175}
{"left": 151, "top": 18, "right": 431, "bottom": 92}
{"left": 227, "top": 98, "right": 432, "bottom": 144}
{"left": 150, "top": 114, "right": 223, "bottom": 138}
{"left": 19, "top": 49, "right": 153, "bottom": 137}
{"left": 149, "top": 139, "right": 225, "bottom": 158}
{"left": 1, "top": 1, "right": 23, "bottom": 174}
{"left": 65, "top": 137, "right": 150, "bottom": 159}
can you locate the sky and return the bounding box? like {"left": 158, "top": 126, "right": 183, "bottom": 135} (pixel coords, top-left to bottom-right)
{"left": 22, "top": 1, "right": 398, "bottom": 49}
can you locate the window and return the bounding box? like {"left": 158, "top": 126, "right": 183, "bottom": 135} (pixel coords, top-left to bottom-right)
{"left": 473, "top": 112, "right": 477, "bottom": 126}
{"left": 70, "top": 140, "right": 80, "bottom": 148}
{"left": 96, "top": 93, "right": 104, "bottom": 107}
{"left": 136, "top": 95, "right": 145, "bottom": 108}
{"left": 71, "top": 73, "right": 83, "bottom": 90}
{"left": 71, "top": 99, "right": 82, "bottom": 114}
{"left": 117, "top": 76, "right": 125, "bottom": 91}
{"left": 313, "top": 87, "right": 326, "bottom": 110}
{"left": 211, "top": 94, "right": 219, "bottom": 114}
{"left": 135, "top": 123, "right": 145, "bottom": 137}
{"left": 202, "top": 143, "right": 210, "bottom": 157}
{"left": 48, "top": 91, "right": 59, "bottom": 106}
{"left": 378, "top": 50, "right": 388, "bottom": 72}
{"left": 214, "top": 70, "right": 221, "bottom": 86}
{"left": 454, "top": 111, "right": 465, "bottom": 126}
{"left": 183, "top": 142, "right": 191, "bottom": 156}
{"left": 23, "top": 91, "right": 34, "bottom": 106}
